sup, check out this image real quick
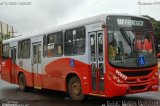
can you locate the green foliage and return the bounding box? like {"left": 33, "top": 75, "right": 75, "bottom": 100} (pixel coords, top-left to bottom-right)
{"left": 0, "top": 34, "right": 10, "bottom": 42}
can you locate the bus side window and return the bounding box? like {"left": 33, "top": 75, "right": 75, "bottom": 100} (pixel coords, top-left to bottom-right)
{"left": 47, "top": 32, "right": 63, "bottom": 57}
{"left": 43, "top": 35, "right": 47, "bottom": 57}
{"left": 33, "top": 45, "right": 37, "bottom": 63}
{"left": 64, "top": 30, "right": 74, "bottom": 55}
{"left": 76, "top": 27, "right": 85, "bottom": 55}
{"left": 21, "top": 39, "right": 30, "bottom": 59}
{"left": 54, "top": 32, "right": 63, "bottom": 56}
{"left": 64, "top": 27, "right": 85, "bottom": 55}
{"left": 18, "top": 41, "right": 21, "bottom": 59}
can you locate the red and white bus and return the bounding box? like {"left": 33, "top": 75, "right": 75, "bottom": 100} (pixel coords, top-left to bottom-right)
{"left": 0, "top": 14, "right": 159, "bottom": 101}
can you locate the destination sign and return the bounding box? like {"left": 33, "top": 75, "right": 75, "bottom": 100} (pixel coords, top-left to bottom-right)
{"left": 117, "top": 19, "right": 144, "bottom": 27}
{"left": 107, "top": 15, "right": 153, "bottom": 29}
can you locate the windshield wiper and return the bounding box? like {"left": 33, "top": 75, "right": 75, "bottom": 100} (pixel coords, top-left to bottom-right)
{"left": 120, "top": 28, "right": 131, "bottom": 46}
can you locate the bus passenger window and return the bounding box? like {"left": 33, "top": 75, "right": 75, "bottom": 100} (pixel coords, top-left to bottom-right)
{"left": 76, "top": 27, "right": 85, "bottom": 54}
{"left": 64, "top": 30, "right": 75, "bottom": 55}
{"left": 21, "top": 39, "right": 30, "bottom": 59}
{"left": 47, "top": 32, "right": 63, "bottom": 57}
{"left": 43, "top": 35, "right": 47, "bottom": 57}
{"left": 64, "top": 27, "right": 85, "bottom": 55}
{"left": 47, "top": 44, "right": 54, "bottom": 57}
{"left": 33, "top": 45, "right": 37, "bottom": 63}
{"left": 38, "top": 44, "right": 41, "bottom": 63}
{"left": 18, "top": 41, "right": 21, "bottom": 59}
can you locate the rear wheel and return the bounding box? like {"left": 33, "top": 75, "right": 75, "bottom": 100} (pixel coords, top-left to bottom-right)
{"left": 18, "top": 73, "right": 27, "bottom": 91}
{"left": 68, "top": 76, "right": 85, "bottom": 101}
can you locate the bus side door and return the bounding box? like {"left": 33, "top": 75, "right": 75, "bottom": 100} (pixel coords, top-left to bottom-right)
{"left": 32, "top": 42, "right": 43, "bottom": 89}
{"left": 89, "top": 31, "right": 105, "bottom": 94}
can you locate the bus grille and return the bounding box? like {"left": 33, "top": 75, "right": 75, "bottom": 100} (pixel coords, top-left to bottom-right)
{"left": 122, "top": 70, "right": 152, "bottom": 77}
{"left": 130, "top": 85, "right": 146, "bottom": 91}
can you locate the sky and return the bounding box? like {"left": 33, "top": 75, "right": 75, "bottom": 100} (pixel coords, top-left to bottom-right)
{"left": 0, "top": 0, "right": 160, "bottom": 36}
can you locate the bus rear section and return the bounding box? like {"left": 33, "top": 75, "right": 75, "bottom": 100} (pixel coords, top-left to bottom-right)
{"left": 1, "top": 43, "right": 18, "bottom": 84}
{"left": 1, "top": 44, "right": 12, "bottom": 83}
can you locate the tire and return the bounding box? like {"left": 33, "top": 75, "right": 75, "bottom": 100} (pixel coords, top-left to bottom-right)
{"left": 18, "top": 73, "right": 27, "bottom": 91}
{"left": 68, "top": 76, "right": 85, "bottom": 101}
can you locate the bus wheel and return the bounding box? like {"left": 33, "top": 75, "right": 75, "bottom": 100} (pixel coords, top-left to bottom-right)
{"left": 68, "top": 76, "right": 85, "bottom": 101}
{"left": 18, "top": 73, "right": 27, "bottom": 91}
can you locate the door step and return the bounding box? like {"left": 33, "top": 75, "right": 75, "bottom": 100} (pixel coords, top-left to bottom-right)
{"left": 34, "top": 86, "right": 42, "bottom": 89}
{"left": 89, "top": 93, "right": 106, "bottom": 97}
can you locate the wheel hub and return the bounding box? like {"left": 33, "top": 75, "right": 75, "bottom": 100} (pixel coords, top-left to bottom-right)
{"left": 72, "top": 82, "right": 81, "bottom": 96}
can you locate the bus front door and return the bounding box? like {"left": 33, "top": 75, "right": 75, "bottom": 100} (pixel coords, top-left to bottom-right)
{"left": 11, "top": 47, "right": 17, "bottom": 83}
{"left": 89, "top": 31, "right": 105, "bottom": 94}
{"left": 32, "top": 43, "right": 42, "bottom": 89}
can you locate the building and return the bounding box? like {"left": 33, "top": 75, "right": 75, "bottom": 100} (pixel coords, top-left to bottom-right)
{"left": 0, "top": 21, "right": 14, "bottom": 41}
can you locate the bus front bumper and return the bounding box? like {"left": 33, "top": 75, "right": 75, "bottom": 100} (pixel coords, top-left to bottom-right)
{"left": 106, "top": 79, "right": 159, "bottom": 97}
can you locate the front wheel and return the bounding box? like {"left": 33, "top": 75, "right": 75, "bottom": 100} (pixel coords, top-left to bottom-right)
{"left": 68, "top": 76, "right": 85, "bottom": 101}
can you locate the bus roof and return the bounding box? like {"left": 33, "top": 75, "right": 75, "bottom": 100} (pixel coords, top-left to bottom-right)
{"left": 3, "top": 14, "right": 150, "bottom": 44}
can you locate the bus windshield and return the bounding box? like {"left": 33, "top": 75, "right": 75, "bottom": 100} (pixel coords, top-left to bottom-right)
{"left": 107, "top": 15, "right": 157, "bottom": 68}
{"left": 108, "top": 29, "right": 157, "bottom": 68}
